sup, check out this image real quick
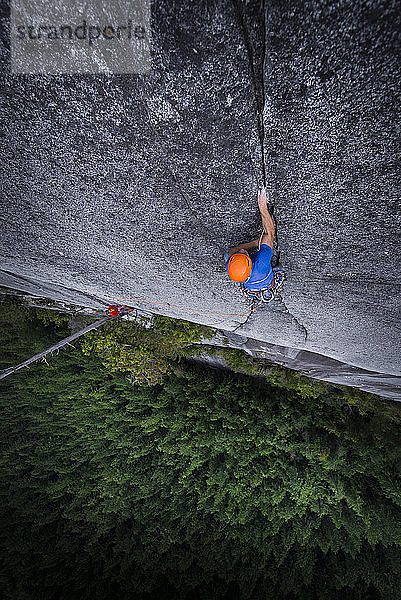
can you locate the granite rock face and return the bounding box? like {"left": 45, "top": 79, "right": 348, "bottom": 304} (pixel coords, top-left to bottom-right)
{"left": 261, "top": 0, "right": 401, "bottom": 376}
{"left": 1, "top": 1, "right": 400, "bottom": 399}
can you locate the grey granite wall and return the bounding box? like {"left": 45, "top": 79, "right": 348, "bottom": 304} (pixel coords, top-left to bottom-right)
{"left": 1, "top": 1, "right": 400, "bottom": 399}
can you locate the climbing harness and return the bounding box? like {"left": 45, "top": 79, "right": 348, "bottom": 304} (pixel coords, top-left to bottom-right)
{"left": 240, "top": 266, "right": 287, "bottom": 307}
{"left": 266, "top": 266, "right": 287, "bottom": 301}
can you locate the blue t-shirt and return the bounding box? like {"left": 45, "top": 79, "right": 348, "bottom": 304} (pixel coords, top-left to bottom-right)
{"left": 243, "top": 244, "right": 273, "bottom": 291}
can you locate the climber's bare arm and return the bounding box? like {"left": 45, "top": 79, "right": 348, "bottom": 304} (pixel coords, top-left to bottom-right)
{"left": 227, "top": 190, "right": 274, "bottom": 257}
{"left": 228, "top": 239, "right": 259, "bottom": 258}
{"left": 258, "top": 189, "right": 275, "bottom": 249}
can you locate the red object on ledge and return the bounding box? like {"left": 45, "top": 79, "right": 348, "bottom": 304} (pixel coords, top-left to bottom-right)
{"left": 107, "top": 305, "right": 120, "bottom": 317}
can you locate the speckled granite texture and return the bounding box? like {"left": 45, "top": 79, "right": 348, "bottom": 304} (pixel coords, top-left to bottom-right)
{"left": 1, "top": 1, "right": 400, "bottom": 399}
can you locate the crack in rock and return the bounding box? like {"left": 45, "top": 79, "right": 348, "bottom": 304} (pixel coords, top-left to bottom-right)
{"left": 231, "top": 0, "right": 267, "bottom": 186}
{"left": 231, "top": 307, "right": 255, "bottom": 332}
{"left": 227, "top": 298, "right": 308, "bottom": 343}
{"left": 281, "top": 300, "right": 308, "bottom": 342}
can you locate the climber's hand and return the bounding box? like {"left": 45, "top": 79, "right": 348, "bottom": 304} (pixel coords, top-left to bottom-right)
{"left": 258, "top": 187, "right": 274, "bottom": 216}
{"left": 258, "top": 188, "right": 268, "bottom": 214}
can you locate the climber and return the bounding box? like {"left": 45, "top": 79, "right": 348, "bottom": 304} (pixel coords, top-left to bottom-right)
{"left": 225, "top": 188, "right": 275, "bottom": 291}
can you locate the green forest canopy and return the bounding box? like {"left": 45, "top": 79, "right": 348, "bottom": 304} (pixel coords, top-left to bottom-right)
{"left": 0, "top": 297, "right": 401, "bottom": 600}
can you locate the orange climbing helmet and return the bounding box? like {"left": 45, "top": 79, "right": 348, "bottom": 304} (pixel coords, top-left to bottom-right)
{"left": 226, "top": 252, "right": 252, "bottom": 282}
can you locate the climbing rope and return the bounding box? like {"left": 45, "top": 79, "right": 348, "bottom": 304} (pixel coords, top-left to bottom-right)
{"left": 106, "top": 297, "right": 260, "bottom": 320}
{"left": 106, "top": 268, "right": 286, "bottom": 320}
